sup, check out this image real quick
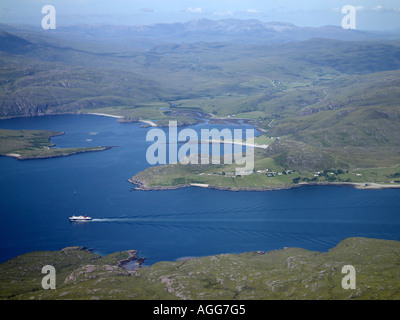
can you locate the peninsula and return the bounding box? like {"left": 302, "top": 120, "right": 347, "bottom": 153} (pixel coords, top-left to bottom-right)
{"left": 130, "top": 145, "right": 400, "bottom": 192}
{"left": 0, "top": 129, "right": 112, "bottom": 160}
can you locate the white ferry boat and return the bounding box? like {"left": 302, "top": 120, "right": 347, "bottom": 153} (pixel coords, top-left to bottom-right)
{"left": 69, "top": 215, "right": 93, "bottom": 222}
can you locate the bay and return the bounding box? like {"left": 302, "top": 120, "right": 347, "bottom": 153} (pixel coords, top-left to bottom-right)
{"left": 0, "top": 114, "right": 399, "bottom": 265}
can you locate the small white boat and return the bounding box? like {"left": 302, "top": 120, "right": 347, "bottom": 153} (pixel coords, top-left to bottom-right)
{"left": 69, "top": 215, "right": 93, "bottom": 222}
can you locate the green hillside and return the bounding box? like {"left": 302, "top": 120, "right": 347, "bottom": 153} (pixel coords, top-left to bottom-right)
{"left": 1, "top": 237, "right": 399, "bottom": 300}
{"left": 1, "top": 26, "right": 400, "bottom": 180}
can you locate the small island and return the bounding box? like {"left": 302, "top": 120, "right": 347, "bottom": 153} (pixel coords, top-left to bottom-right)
{"left": 0, "top": 129, "right": 112, "bottom": 160}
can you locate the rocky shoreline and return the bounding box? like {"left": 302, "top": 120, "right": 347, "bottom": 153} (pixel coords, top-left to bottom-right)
{"left": 61, "top": 246, "right": 145, "bottom": 273}
{"left": 117, "top": 251, "right": 145, "bottom": 273}
{"left": 128, "top": 178, "right": 400, "bottom": 192}
{"left": 129, "top": 177, "right": 302, "bottom": 192}
{"left": 128, "top": 178, "right": 192, "bottom": 191}
{"left": 4, "top": 146, "right": 114, "bottom": 161}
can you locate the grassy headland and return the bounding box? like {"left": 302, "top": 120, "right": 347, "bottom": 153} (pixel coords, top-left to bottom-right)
{"left": 0, "top": 129, "right": 112, "bottom": 160}
{"left": 130, "top": 157, "right": 400, "bottom": 191}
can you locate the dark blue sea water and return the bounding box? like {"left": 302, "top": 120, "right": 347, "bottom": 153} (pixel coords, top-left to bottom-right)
{"left": 0, "top": 114, "right": 400, "bottom": 265}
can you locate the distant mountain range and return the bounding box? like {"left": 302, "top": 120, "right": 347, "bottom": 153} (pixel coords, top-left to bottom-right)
{"left": 1, "top": 18, "right": 400, "bottom": 50}
{"left": 122, "top": 18, "right": 400, "bottom": 43}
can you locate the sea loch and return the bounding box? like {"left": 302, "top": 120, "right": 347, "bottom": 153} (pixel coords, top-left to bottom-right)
{"left": 0, "top": 114, "right": 399, "bottom": 265}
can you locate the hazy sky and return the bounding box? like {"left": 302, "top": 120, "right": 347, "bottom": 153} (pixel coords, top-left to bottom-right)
{"left": 1, "top": 0, "right": 400, "bottom": 30}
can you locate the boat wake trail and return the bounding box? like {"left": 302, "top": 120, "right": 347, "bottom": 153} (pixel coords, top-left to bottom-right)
{"left": 92, "top": 218, "right": 134, "bottom": 222}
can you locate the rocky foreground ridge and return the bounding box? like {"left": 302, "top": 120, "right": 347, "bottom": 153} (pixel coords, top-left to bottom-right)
{"left": 0, "top": 237, "right": 399, "bottom": 300}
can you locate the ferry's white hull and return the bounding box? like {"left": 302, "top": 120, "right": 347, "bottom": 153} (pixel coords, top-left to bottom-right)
{"left": 69, "top": 215, "right": 93, "bottom": 222}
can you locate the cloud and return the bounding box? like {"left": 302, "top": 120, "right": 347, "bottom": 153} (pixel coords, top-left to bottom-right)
{"left": 354, "top": 6, "right": 366, "bottom": 11}
{"left": 370, "top": 5, "right": 400, "bottom": 12}
{"left": 329, "top": 5, "right": 400, "bottom": 13}
{"left": 246, "top": 8, "right": 259, "bottom": 14}
{"left": 330, "top": 5, "right": 365, "bottom": 13}
{"left": 185, "top": 7, "right": 204, "bottom": 14}
{"left": 361, "top": 5, "right": 400, "bottom": 13}
{"left": 372, "top": 5, "right": 384, "bottom": 12}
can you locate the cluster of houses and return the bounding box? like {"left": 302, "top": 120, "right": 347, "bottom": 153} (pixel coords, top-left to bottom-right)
{"left": 197, "top": 168, "right": 296, "bottom": 178}
{"left": 256, "top": 169, "right": 295, "bottom": 177}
